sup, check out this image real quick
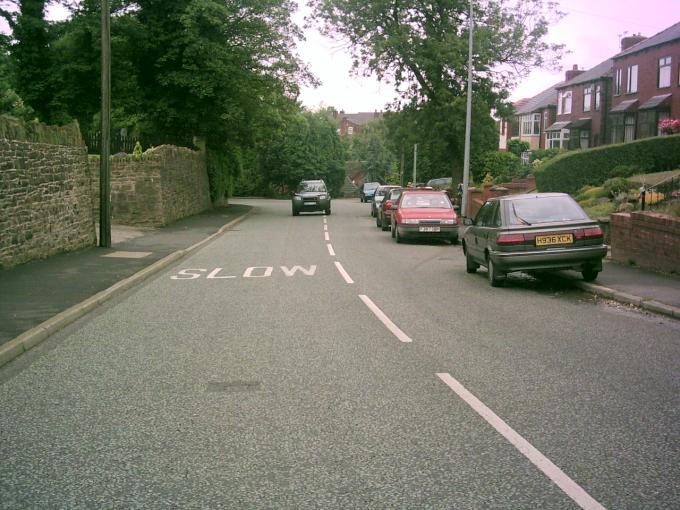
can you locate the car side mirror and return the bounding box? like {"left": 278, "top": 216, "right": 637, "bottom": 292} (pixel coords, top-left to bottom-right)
{"left": 463, "top": 217, "right": 473, "bottom": 226}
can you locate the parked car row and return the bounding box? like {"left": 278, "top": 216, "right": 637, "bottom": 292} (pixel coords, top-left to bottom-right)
{"left": 368, "top": 185, "right": 460, "bottom": 244}
{"left": 365, "top": 184, "right": 608, "bottom": 286}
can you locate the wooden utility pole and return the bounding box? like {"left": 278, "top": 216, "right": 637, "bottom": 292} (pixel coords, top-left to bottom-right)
{"left": 99, "top": 0, "right": 111, "bottom": 247}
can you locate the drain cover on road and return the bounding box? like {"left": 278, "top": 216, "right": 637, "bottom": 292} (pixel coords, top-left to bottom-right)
{"left": 206, "top": 381, "right": 261, "bottom": 393}
{"left": 102, "top": 251, "right": 153, "bottom": 259}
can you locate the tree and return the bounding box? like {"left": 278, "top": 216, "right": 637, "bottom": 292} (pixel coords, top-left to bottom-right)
{"left": 309, "top": 0, "right": 564, "bottom": 185}
{"left": 344, "top": 118, "right": 397, "bottom": 183}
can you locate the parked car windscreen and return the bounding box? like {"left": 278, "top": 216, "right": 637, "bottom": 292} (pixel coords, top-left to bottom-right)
{"left": 363, "top": 182, "right": 379, "bottom": 190}
{"left": 507, "top": 196, "right": 589, "bottom": 225}
{"left": 375, "top": 187, "right": 393, "bottom": 197}
{"left": 297, "top": 182, "right": 326, "bottom": 192}
{"left": 400, "top": 193, "right": 452, "bottom": 209}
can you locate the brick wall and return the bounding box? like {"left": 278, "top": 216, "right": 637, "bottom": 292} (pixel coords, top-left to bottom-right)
{"left": 90, "top": 145, "right": 210, "bottom": 227}
{"left": 0, "top": 137, "right": 96, "bottom": 269}
{"left": 611, "top": 211, "right": 680, "bottom": 273}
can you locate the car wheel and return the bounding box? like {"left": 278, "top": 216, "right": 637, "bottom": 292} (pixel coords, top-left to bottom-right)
{"left": 381, "top": 219, "right": 389, "bottom": 231}
{"left": 292, "top": 208, "right": 299, "bottom": 216}
{"left": 325, "top": 208, "right": 331, "bottom": 215}
{"left": 487, "top": 258, "right": 504, "bottom": 287}
{"left": 376, "top": 215, "right": 382, "bottom": 227}
{"left": 450, "top": 236, "right": 459, "bottom": 245}
{"left": 395, "top": 226, "right": 403, "bottom": 243}
{"left": 582, "top": 268, "right": 599, "bottom": 282}
{"left": 466, "top": 250, "right": 478, "bottom": 274}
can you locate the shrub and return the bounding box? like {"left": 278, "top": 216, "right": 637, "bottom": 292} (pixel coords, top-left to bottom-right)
{"left": 480, "top": 151, "right": 526, "bottom": 184}
{"left": 582, "top": 201, "right": 617, "bottom": 219}
{"left": 507, "top": 139, "right": 529, "bottom": 157}
{"left": 608, "top": 164, "right": 644, "bottom": 178}
{"left": 535, "top": 134, "right": 680, "bottom": 193}
{"left": 575, "top": 185, "right": 608, "bottom": 201}
{"left": 603, "top": 177, "right": 636, "bottom": 197}
{"left": 530, "top": 147, "right": 563, "bottom": 163}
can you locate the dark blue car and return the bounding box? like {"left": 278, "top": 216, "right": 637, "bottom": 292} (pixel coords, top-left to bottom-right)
{"left": 360, "top": 182, "right": 380, "bottom": 203}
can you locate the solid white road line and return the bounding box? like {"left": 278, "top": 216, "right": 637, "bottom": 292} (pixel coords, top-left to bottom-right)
{"left": 359, "top": 295, "right": 413, "bottom": 343}
{"left": 327, "top": 244, "right": 336, "bottom": 256}
{"left": 324, "top": 232, "right": 330, "bottom": 241}
{"left": 334, "top": 261, "right": 354, "bottom": 284}
{"left": 436, "top": 373, "right": 606, "bottom": 510}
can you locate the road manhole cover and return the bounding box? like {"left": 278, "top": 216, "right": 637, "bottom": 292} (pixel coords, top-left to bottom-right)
{"left": 206, "top": 381, "right": 261, "bottom": 393}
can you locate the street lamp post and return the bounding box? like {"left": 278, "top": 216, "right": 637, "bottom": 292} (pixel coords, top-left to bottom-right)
{"left": 461, "top": 0, "right": 474, "bottom": 219}
{"left": 99, "top": 0, "right": 111, "bottom": 247}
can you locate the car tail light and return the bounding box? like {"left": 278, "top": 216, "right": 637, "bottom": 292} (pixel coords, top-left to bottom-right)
{"left": 384, "top": 200, "right": 393, "bottom": 210}
{"left": 584, "top": 226, "right": 603, "bottom": 238}
{"left": 496, "top": 233, "right": 526, "bottom": 245}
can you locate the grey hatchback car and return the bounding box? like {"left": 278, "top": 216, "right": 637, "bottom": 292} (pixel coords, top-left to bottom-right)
{"left": 462, "top": 193, "right": 607, "bottom": 286}
{"left": 292, "top": 180, "right": 331, "bottom": 215}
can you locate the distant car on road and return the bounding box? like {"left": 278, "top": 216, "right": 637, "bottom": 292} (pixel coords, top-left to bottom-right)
{"left": 371, "top": 185, "right": 400, "bottom": 217}
{"left": 391, "top": 190, "right": 458, "bottom": 244}
{"left": 426, "top": 177, "right": 452, "bottom": 190}
{"left": 360, "top": 182, "right": 380, "bottom": 203}
{"left": 377, "top": 187, "right": 403, "bottom": 230}
{"left": 291, "top": 179, "right": 331, "bottom": 216}
{"left": 461, "top": 193, "right": 607, "bottom": 286}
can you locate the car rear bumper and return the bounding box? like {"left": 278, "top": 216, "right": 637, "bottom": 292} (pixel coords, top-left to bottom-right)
{"left": 489, "top": 245, "right": 608, "bottom": 272}
{"left": 398, "top": 224, "right": 458, "bottom": 240}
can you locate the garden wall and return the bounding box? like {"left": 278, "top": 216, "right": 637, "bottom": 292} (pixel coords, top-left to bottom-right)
{"left": 0, "top": 117, "right": 96, "bottom": 269}
{"left": 610, "top": 211, "right": 680, "bottom": 273}
{"left": 90, "top": 145, "right": 211, "bottom": 227}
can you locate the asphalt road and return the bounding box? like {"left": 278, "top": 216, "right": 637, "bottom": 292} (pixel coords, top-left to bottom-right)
{"left": 1, "top": 198, "right": 679, "bottom": 509}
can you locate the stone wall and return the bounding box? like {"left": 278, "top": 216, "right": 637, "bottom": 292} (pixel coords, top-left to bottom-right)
{"left": 0, "top": 120, "right": 96, "bottom": 270}
{"left": 611, "top": 211, "right": 680, "bottom": 273}
{"left": 90, "top": 145, "right": 210, "bottom": 227}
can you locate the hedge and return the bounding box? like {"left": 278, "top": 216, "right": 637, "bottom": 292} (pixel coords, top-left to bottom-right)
{"left": 534, "top": 134, "right": 680, "bottom": 194}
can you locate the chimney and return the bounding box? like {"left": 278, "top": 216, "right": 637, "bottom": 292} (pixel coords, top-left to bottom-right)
{"left": 621, "top": 34, "right": 646, "bottom": 51}
{"left": 565, "top": 64, "right": 585, "bottom": 82}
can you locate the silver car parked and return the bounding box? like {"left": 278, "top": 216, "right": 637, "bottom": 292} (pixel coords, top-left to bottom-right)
{"left": 462, "top": 193, "right": 607, "bottom": 287}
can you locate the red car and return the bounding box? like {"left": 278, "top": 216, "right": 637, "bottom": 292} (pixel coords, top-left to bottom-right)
{"left": 391, "top": 190, "right": 459, "bottom": 244}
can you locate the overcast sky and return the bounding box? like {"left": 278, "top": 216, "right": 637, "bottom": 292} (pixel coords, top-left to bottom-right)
{"left": 2, "top": 0, "right": 677, "bottom": 114}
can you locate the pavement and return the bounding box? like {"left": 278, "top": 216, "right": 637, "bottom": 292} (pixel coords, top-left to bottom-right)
{"left": 1, "top": 201, "right": 679, "bottom": 368}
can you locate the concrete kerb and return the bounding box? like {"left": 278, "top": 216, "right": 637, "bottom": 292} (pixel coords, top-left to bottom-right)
{"left": 0, "top": 208, "right": 254, "bottom": 369}
{"left": 572, "top": 280, "right": 680, "bottom": 320}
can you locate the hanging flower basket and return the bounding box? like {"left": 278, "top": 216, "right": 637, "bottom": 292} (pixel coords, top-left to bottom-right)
{"left": 658, "top": 118, "right": 680, "bottom": 135}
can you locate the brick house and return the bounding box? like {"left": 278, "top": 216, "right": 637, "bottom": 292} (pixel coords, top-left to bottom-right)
{"left": 609, "top": 23, "right": 680, "bottom": 143}
{"left": 512, "top": 83, "right": 563, "bottom": 150}
{"left": 551, "top": 60, "right": 613, "bottom": 149}
{"left": 330, "top": 109, "right": 383, "bottom": 136}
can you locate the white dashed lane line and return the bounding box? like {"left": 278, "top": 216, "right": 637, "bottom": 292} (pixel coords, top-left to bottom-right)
{"left": 436, "top": 373, "right": 607, "bottom": 510}
{"left": 324, "top": 232, "right": 330, "bottom": 241}
{"left": 327, "top": 244, "right": 335, "bottom": 256}
{"left": 359, "top": 295, "right": 413, "bottom": 343}
{"left": 334, "top": 261, "right": 354, "bottom": 284}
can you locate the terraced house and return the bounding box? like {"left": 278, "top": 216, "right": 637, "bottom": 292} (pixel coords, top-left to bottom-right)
{"left": 505, "top": 21, "right": 680, "bottom": 152}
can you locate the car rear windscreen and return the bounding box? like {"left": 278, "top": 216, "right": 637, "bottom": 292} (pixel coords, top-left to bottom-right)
{"left": 298, "top": 182, "right": 326, "bottom": 192}
{"left": 401, "top": 194, "right": 452, "bottom": 209}
{"left": 507, "top": 196, "right": 589, "bottom": 225}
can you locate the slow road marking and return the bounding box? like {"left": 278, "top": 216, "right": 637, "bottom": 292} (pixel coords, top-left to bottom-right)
{"left": 359, "top": 295, "right": 413, "bottom": 343}
{"left": 436, "top": 373, "right": 606, "bottom": 510}
{"left": 334, "top": 261, "right": 354, "bottom": 284}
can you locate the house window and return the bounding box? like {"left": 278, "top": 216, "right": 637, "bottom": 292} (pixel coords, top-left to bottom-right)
{"left": 626, "top": 64, "right": 638, "bottom": 93}
{"left": 594, "top": 84, "right": 601, "bottom": 111}
{"left": 624, "top": 114, "right": 636, "bottom": 142}
{"left": 520, "top": 113, "right": 540, "bottom": 136}
{"left": 558, "top": 91, "right": 572, "bottom": 115}
{"left": 609, "top": 114, "right": 624, "bottom": 144}
{"left": 347, "top": 126, "right": 354, "bottom": 135}
{"left": 546, "top": 129, "right": 569, "bottom": 149}
{"left": 658, "top": 56, "right": 671, "bottom": 88}
{"left": 637, "top": 110, "right": 657, "bottom": 139}
{"left": 614, "top": 68, "right": 622, "bottom": 95}
{"left": 580, "top": 130, "right": 590, "bottom": 149}
{"left": 583, "top": 85, "right": 592, "bottom": 112}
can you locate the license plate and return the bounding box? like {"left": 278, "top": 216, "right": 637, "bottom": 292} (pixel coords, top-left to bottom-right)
{"left": 535, "top": 233, "right": 573, "bottom": 246}
{"left": 419, "top": 226, "right": 440, "bottom": 232}
{"left": 304, "top": 202, "right": 316, "bottom": 205}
